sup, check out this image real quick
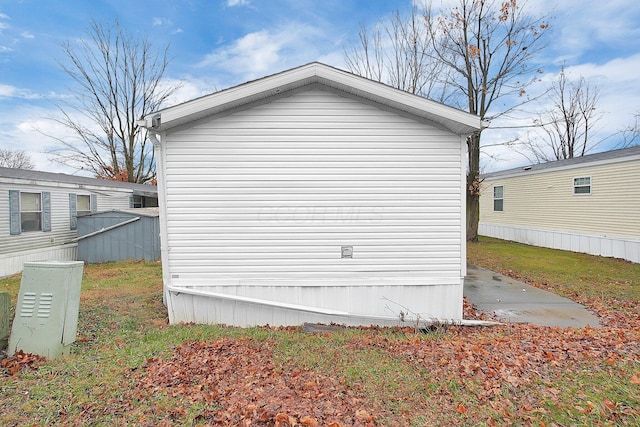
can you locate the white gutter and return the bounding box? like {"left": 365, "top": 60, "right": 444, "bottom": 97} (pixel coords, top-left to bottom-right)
{"left": 167, "top": 285, "right": 499, "bottom": 327}
{"left": 148, "top": 131, "right": 171, "bottom": 306}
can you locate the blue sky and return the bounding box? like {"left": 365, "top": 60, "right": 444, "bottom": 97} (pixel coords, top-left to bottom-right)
{"left": 1, "top": 0, "right": 639, "bottom": 174}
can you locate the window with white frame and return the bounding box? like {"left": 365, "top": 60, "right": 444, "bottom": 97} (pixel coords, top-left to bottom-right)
{"left": 21, "top": 192, "right": 42, "bottom": 232}
{"left": 493, "top": 185, "right": 504, "bottom": 211}
{"left": 77, "top": 194, "right": 91, "bottom": 216}
{"left": 573, "top": 177, "right": 591, "bottom": 195}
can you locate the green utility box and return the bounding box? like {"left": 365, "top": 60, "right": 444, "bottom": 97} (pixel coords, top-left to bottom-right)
{"left": 8, "top": 261, "right": 84, "bottom": 359}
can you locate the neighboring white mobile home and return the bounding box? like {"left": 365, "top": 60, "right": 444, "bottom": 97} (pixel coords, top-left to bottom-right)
{"left": 479, "top": 146, "right": 640, "bottom": 263}
{"left": 1, "top": 167, "right": 158, "bottom": 277}
{"left": 142, "top": 62, "right": 483, "bottom": 327}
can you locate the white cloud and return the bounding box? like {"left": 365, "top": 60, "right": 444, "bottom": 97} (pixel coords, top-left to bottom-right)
{"left": 480, "top": 53, "right": 640, "bottom": 172}
{"left": 0, "top": 84, "right": 67, "bottom": 100}
{"left": 0, "top": 99, "right": 125, "bottom": 175}
{"left": 158, "top": 77, "right": 218, "bottom": 106}
{"left": 197, "top": 23, "right": 330, "bottom": 82}
{"left": 20, "top": 31, "right": 34, "bottom": 39}
{"left": 0, "top": 83, "right": 17, "bottom": 97}
{"left": 151, "top": 17, "right": 182, "bottom": 35}
{"left": 532, "top": 0, "right": 640, "bottom": 64}
{"left": 0, "top": 13, "right": 9, "bottom": 33}
{"left": 227, "top": 0, "right": 251, "bottom": 6}
{"left": 0, "top": 105, "right": 77, "bottom": 173}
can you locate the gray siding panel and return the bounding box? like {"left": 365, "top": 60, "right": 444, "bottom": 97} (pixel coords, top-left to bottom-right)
{"left": 77, "top": 211, "right": 160, "bottom": 263}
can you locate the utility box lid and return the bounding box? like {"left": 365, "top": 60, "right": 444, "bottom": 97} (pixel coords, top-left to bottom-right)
{"left": 23, "top": 261, "right": 85, "bottom": 269}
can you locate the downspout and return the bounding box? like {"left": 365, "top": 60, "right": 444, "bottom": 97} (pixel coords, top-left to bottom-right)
{"left": 149, "top": 131, "right": 171, "bottom": 306}
{"left": 460, "top": 133, "right": 468, "bottom": 279}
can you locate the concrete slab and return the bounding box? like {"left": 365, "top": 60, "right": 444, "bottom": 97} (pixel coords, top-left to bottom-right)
{"left": 464, "top": 264, "right": 600, "bottom": 328}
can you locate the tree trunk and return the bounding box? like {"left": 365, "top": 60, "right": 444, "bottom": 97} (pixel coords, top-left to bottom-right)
{"left": 466, "top": 132, "right": 481, "bottom": 242}
{"left": 467, "top": 191, "right": 480, "bottom": 242}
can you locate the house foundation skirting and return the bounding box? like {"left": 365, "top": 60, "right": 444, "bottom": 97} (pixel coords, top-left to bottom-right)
{"left": 0, "top": 244, "right": 78, "bottom": 277}
{"left": 479, "top": 223, "right": 639, "bottom": 264}
{"left": 165, "top": 280, "right": 464, "bottom": 327}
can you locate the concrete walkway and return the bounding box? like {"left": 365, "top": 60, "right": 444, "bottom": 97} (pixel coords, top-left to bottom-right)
{"left": 464, "top": 264, "right": 600, "bottom": 328}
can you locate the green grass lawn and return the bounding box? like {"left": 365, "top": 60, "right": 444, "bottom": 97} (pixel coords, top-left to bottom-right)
{"left": 0, "top": 242, "right": 638, "bottom": 426}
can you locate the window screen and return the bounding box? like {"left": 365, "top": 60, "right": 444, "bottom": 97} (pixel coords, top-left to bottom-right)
{"left": 573, "top": 177, "right": 591, "bottom": 195}
{"left": 493, "top": 185, "right": 504, "bottom": 212}
{"left": 21, "top": 192, "right": 42, "bottom": 232}
{"left": 77, "top": 195, "right": 91, "bottom": 216}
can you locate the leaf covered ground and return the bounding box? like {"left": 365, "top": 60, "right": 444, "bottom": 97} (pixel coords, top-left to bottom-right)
{"left": 0, "top": 241, "right": 638, "bottom": 426}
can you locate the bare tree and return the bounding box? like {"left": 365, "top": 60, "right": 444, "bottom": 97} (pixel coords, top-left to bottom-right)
{"left": 344, "top": 6, "right": 453, "bottom": 101}
{"left": 520, "top": 66, "right": 602, "bottom": 162}
{"left": 47, "top": 19, "right": 179, "bottom": 183}
{"left": 346, "top": 1, "right": 550, "bottom": 241}
{"left": 428, "top": 0, "right": 549, "bottom": 241}
{"left": 616, "top": 110, "right": 640, "bottom": 148}
{"left": 0, "top": 149, "right": 35, "bottom": 169}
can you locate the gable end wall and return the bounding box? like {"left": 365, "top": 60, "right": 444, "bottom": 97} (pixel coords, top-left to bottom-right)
{"left": 161, "top": 87, "right": 466, "bottom": 324}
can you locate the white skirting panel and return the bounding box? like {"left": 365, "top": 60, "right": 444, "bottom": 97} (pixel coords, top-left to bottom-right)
{"left": 479, "top": 223, "right": 640, "bottom": 264}
{"left": 0, "top": 244, "right": 78, "bottom": 277}
{"left": 166, "top": 280, "right": 463, "bottom": 327}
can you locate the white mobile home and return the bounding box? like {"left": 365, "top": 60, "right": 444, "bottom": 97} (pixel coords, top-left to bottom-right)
{"left": 0, "top": 167, "right": 158, "bottom": 277}
{"left": 142, "top": 62, "right": 483, "bottom": 327}
{"left": 479, "top": 146, "right": 640, "bottom": 263}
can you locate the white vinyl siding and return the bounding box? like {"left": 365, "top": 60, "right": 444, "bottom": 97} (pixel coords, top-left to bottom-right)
{"left": 480, "top": 159, "right": 640, "bottom": 239}
{"left": 163, "top": 88, "right": 463, "bottom": 288}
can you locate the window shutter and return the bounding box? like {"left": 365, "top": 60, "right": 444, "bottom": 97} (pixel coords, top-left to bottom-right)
{"left": 9, "top": 190, "right": 21, "bottom": 235}
{"left": 129, "top": 196, "right": 135, "bottom": 208}
{"left": 42, "top": 192, "right": 51, "bottom": 232}
{"left": 69, "top": 193, "right": 77, "bottom": 230}
{"left": 90, "top": 194, "right": 98, "bottom": 213}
